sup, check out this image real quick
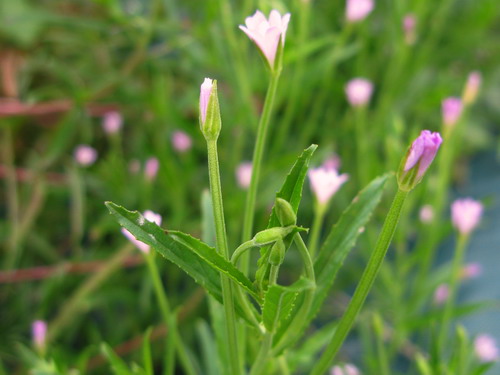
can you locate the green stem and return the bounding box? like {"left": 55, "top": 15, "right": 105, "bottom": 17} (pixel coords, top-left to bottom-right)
{"left": 206, "top": 139, "right": 242, "bottom": 375}
{"left": 278, "top": 356, "right": 291, "bottom": 375}
{"left": 145, "top": 254, "right": 196, "bottom": 375}
{"left": 308, "top": 204, "right": 326, "bottom": 260}
{"left": 241, "top": 71, "right": 281, "bottom": 253}
{"left": 354, "top": 108, "right": 369, "bottom": 187}
{"left": 311, "top": 188, "right": 408, "bottom": 375}
{"left": 436, "top": 233, "right": 469, "bottom": 357}
{"left": 272, "top": 233, "right": 315, "bottom": 354}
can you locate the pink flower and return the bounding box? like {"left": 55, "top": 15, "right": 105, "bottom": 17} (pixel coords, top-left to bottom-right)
{"left": 122, "top": 210, "right": 162, "bottom": 253}
{"left": 419, "top": 204, "right": 434, "bottom": 223}
{"left": 403, "top": 14, "right": 417, "bottom": 45}
{"left": 199, "top": 78, "right": 213, "bottom": 125}
{"left": 144, "top": 157, "right": 160, "bottom": 181}
{"left": 236, "top": 162, "right": 253, "bottom": 189}
{"left": 403, "top": 130, "right": 442, "bottom": 179}
{"left": 451, "top": 198, "right": 483, "bottom": 235}
{"left": 171, "top": 130, "right": 192, "bottom": 152}
{"left": 345, "top": 78, "right": 373, "bottom": 107}
{"left": 346, "top": 0, "right": 374, "bottom": 22}
{"left": 102, "top": 111, "right": 122, "bottom": 134}
{"left": 463, "top": 71, "right": 481, "bottom": 105}
{"left": 331, "top": 363, "right": 360, "bottom": 375}
{"left": 32, "top": 320, "right": 47, "bottom": 350}
{"left": 433, "top": 283, "right": 449, "bottom": 305}
{"left": 239, "top": 10, "right": 291, "bottom": 68}
{"left": 442, "top": 97, "right": 463, "bottom": 127}
{"left": 323, "top": 154, "right": 341, "bottom": 170}
{"left": 461, "top": 262, "right": 482, "bottom": 280}
{"left": 308, "top": 166, "right": 349, "bottom": 206}
{"left": 74, "top": 145, "right": 97, "bottom": 166}
{"left": 474, "top": 334, "right": 499, "bottom": 362}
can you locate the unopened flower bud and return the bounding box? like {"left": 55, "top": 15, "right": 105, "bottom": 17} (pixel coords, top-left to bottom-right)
{"left": 144, "top": 157, "right": 159, "bottom": 181}
{"left": 269, "top": 238, "right": 286, "bottom": 266}
{"left": 451, "top": 198, "right": 483, "bottom": 235}
{"left": 442, "top": 97, "right": 463, "bottom": 128}
{"left": 171, "top": 130, "right": 192, "bottom": 152}
{"left": 74, "top": 145, "right": 98, "bottom": 166}
{"left": 275, "top": 198, "right": 297, "bottom": 226}
{"left": 403, "top": 14, "right": 417, "bottom": 45}
{"left": 397, "top": 130, "right": 442, "bottom": 191}
{"left": 236, "top": 162, "right": 252, "bottom": 189}
{"left": 346, "top": 0, "right": 374, "bottom": 23}
{"left": 32, "top": 320, "right": 47, "bottom": 351}
{"left": 419, "top": 204, "right": 434, "bottom": 223}
{"left": 253, "top": 226, "right": 295, "bottom": 246}
{"left": 433, "top": 283, "right": 449, "bottom": 305}
{"left": 474, "top": 334, "right": 499, "bottom": 362}
{"left": 345, "top": 78, "right": 373, "bottom": 107}
{"left": 199, "top": 78, "right": 221, "bottom": 141}
{"left": 463, "top": 71, "right": 481, "bottom": 105}
{"left": 102, "top": 111, "right": 122, "bottom": 134}
{"left": 331, "top": 363, "right": 361, "bottom": 375}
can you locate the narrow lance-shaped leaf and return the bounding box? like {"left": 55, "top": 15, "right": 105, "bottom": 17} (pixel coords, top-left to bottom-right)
{"left": 262, "top": 278, "right": 315, "bottom": 333}
{"left": 255, "top": 144, "right": 317, "bottom": 291}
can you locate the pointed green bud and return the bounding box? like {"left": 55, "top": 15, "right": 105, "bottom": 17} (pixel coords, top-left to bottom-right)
{"left": 253, "top": 226, "right": 295, "bottom": 246}
{"left": 199, "top": 78, "right": 221, "bottom": 141}
{"left": 275, "top": 198, "right": 296, "bottom": 226}
{"left": 269, "top": 239, "right": 286, "bottom": 266}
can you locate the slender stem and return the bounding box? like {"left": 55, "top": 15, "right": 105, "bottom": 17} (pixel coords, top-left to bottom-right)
{"left": 231, "top": 240, "right": 257, "bottom": 264}
{"left": 436, "top": 234, "right": 469, "bottom": 356}
{"left": 69, "top": 166, "right": 84, "bottom": 258}
{"left": 145, "top": 254, "right": 197, "bottom": 375}
{"left": 272, "top": 233, "right": 315, "bottom": 354}
{"left": 241, "top": 71, "right": 281, "bottom": 255}
{"left": 311, "top": 189, "right": 408, "bottom": 375}
{"left": 354, "top": 108, "right": 369, "bottom": 187}
{"left": 308, "top": 204, "right": 326, "bottom": 260}
{"left": 278, "top": 356, "right": 291, "bottom": 375}
{"left": 206, "top": 139, "right": 242, "bottom": 375}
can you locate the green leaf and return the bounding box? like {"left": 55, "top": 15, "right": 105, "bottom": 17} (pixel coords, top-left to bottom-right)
{"left": 141, "top": 328, "right": 153, "bottom": 375}
{"left": 169, "top": 230, "right": 261, "bottom": 303}
{"left": 196, "top": 320, "right": 221, "bottom": 375}
{"left": 255, "top": 144, "right": 317, "bottom": 290}
{"left": 262, "top": 278, "right": 314, "bottom": 333}
{"left": 309, "top": 174, "right": 390, "bottom": 322}
{"left": 100, "top": 343, "right": 133, "bottom": 375}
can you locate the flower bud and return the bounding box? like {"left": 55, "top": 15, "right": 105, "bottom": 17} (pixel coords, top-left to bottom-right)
{"left": 32, "top": 320, "right": 47, "bottom": 351}
{"left": 74, "top": 145, "right": 98, "bottom": 166}
{"left": 345, "top": 78, "right": 373, "bottom": 107}
{"left": 308, "top": 166, "right": 349, "bottom": 206}
{"left": 462, "top": 71, "right": 481, "bottom": 105}
{"left": 236, "top": 162, "right": 252, "bottom": 189}
{"left": 199, "top": 78, "right": 222, "bottom": 141}
{"left": 171, "top": 130, "right": 192, "bottom": 152}
{"left": 346, "top": 0, "right": 374, "bottom": 23}
{"left": 451, "top": 198, "right": 483, "bottom": 235}
{"left": 269, "top": 238, "right": 286, "bottom": 266}
{"left": 275, "top": 198, "right": 297, "bottom": 226}
{"left": 102, "top": 111, "right": 122, "bottom": 134}
{"left": 253, "top": 226, "right": 295, "bottom": 246}
{"left": 433, "top": 283, "right": 449, "bottom": 305}
{"left": 403, "top": 14, "right": 417, "bottom": 45}
{"left": 419, "top": 204, "right": 434, "bottom": 223}
{"left": 442, "top": 97, "right": 462, "bottom": 128}
{"left": 144, "top": 157, "right": 159, "bottom": 182}
{"left": 474, "top": 334, "right": 499, "bottom": 362}
{"left": 397, "top": 130, "right": 442, "bottom": 191}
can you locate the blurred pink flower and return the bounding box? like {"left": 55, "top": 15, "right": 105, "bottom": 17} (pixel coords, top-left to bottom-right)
{"left": 144, "top": 157, "right": 160, "bottom": 181}
{"left": 239, "top": 10, "right": 291, "bottom": 67}
{"left": 199, "top": 78, "right": 213, "bottom": 125}
{"left": 345, "top": 78, "right": 373, "bottom": 107}
{"left": 308, "top": 166, "right": 349, "bottom": 206}
{"left": 102, "top": 111, "right": 122, "bottom": 134}
{"left": 442, "top": 97, "right": 463, "bottom": 127}
{"left": 463, "top": 71, "right": 481, "bottom": 105}
{"left": 403, "top": 130, "right": 442, "bottom": 179}
{"left": 323, "top": 154, "right": 341, "bottom": 170}
{"left": 419, "top": 204, "right": 434, "bottom": 223}
{"left": 433, "top": 283, "right": 449, "bottom": 305}
{"left": 129, "top": 159, "right": 141, "bottom": 174}
{"left": 32, "top": 320, "right": 47, "bottom": 350}
{"left": 461, "top": 262, "right": 482, "bottom": 280}
{"left": 451, "top": 198, "right": 483, "bottom": 235}
{"left": 346, "top": 0, "right": 374, "bottom": 22}
{"left": 236, "top": 162, "right": 253, "bottom": 189}
{"left": 403, "top": 14, "right": 417, "bottom": 45}
{"left": 331, "top": 363, "right": 360, "bottom": 375}
{"left": 171, "top": 130, "right": 192, "bottom": 152}
{"left": 74, "top": 145, "right": 97, "bottom": 166}
{"left": 121, "top": 210, "right": 162, "bottom": 254}
{"left": 474, "top": 334, "right": 499, "bottom": 362}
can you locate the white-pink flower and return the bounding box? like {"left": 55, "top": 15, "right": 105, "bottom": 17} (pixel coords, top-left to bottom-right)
{"left": 346, "top": 0, "right": 374, "bottom": 23}
{"left": 239, "top": 10, "right": 291, "bottom": 68}
{"left": 32, "top": 320, "right": 47, "bottom": 350}
{"left": 102, "top": 111, "right": 122, "bottom": 134}
{"left": 451, "top": 198, "right": 483, "bottom": 235}
{"left": 308, "top": 166, "right": 349, "bottom": 206}
{"left": 442, "top": 97, "right": 463, "bottom": 127}
{"left": 236, "top": 162, "right": 252, "bottom": 189}
{"left": 433, "top": 283, "right": 449, "bottom": 305}
{"left": 331, "top": 363, "right": 360, "bottom": 375}
{"left": 144, "top": 157, "right": 160, "bottom": 181}
{"left": 171, "top": 130, "right": 192, "bottom": 152}
{"left": 345, "top": 78, "right": 373, "bottom": 107}
{"left": 463, "top": 71, "right": 481, "bottom": 105}
{"left": 122, "top": 210, "right": 162, "bottom": 254}
{"left": 199, "top": 78, "right": 213, "bottom": 125}
{"left": 74, "top": 145, "right": 97, "bottom": 166}
{"left": 474, "top": 334, "right": 499, "bottom": 362}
